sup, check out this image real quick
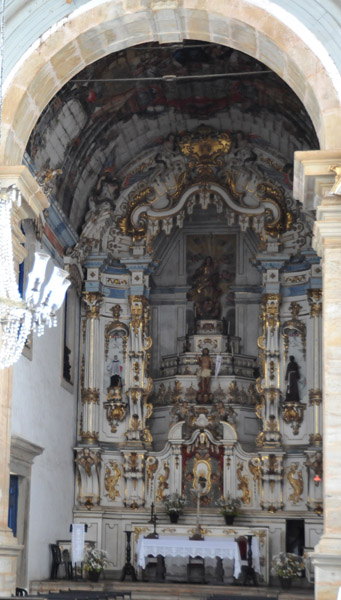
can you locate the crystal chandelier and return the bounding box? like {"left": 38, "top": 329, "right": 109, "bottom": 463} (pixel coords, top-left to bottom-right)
{"left": 0, "top": 0, "right": 69, "bottom": 368}
{"left": 0, "top": 187, "right": 70, "bottom": 369}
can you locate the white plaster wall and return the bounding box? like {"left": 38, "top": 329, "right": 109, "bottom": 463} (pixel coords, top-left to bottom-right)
{"left": 11, "top": 316, "right": 78, "bottom": 582}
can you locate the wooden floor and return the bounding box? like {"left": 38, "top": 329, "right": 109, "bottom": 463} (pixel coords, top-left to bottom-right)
{"left": 30, "top": 579, "right": 314, "bottom": 600}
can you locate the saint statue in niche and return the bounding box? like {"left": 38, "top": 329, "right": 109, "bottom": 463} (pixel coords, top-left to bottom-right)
{"left": 105, "top": 332, "right": 125, "bottom": 392}
{"left": 197, "top": 348, "right": 214, "bottom": 402}
{"left": 285, "top": 355, "right": 300, "bottom": 402}
{"left": 107, "top": 355, "right": 122, "bottom": 390}
{"left": 187, "top": 256, "right": 222, "bottom": 319}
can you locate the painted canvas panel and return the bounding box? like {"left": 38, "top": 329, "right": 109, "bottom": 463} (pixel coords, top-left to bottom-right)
{"left": 186, "top": 234, "right": 236, "bottom": 327}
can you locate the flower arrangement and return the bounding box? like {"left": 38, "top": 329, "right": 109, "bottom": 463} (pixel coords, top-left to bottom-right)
{"left": 271, "top": 552, "right": 305, "bottom": 579}
{"left": 217, "top": 493, "right": 241, "bottom": 516}
{"left": 84, "top": 547, "right": 110, "bottom": 573}
{"left": 163, "top": 493, "right": 186, "bottom": 514}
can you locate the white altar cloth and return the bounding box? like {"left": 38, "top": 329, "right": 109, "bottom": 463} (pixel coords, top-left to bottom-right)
{"left": 137, "top": 535, "right": 242, "bottom": 578}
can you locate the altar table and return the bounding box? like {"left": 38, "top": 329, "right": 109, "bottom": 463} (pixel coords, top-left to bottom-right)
{"left": 137, "top": 535, "right": 242, "bottom": 578}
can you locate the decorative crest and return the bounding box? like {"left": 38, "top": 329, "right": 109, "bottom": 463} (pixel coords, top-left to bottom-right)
{"left": 179, "top": 125, "right": 232, "bottom": 176}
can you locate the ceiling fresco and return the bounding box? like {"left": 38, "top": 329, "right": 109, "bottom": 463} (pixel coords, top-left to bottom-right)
{"left": 27, "top": 42, "right": 319, "bottom": 235}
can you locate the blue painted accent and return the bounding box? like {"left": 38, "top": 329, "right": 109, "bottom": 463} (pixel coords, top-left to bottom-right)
{"left": 8, "top": 475, "right": 18, "bottom": 537}
{"left": 84, "top": 260, "right": 105, "bottom": 269}
{"left": 84, "top": 282, "right": 100, "bottom": 292}
{"left": 104, "top": 288, "right": 127, "bottom": 299}
{"left": 283, "top": 262, "right": 311, "bottom": 272}
{"left": 102, "top": 266, "right": 130, "bottom": 275}
{"left": 22, "top": 154, "right": 79, "bottom": 249}
{"left": 260, "top": 262, "right": 286, "bottom": 270}
{"left": 130, "top": 287, "right": 145, "bottom": 296}
{"left": 230, "top": 286, "right": 263, "bottom": 293}
{"left": 282, "top": 285, "right": 309, "bottom": 296}
{"left": 150, "top": 287, "right": 189, "bottom": 294}
{"left": 55, "top": 222, "right": 67, "bottom": 235}
{"left": 311, "top": 278, "right": 322, "bottom": 287}
{"left": 18, "top": 261, "right": 25, "bottom": 297}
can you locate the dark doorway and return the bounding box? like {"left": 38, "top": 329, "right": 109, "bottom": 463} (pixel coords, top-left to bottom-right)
{"left": 286, "top": 518, "right": 305, "bottom": 556}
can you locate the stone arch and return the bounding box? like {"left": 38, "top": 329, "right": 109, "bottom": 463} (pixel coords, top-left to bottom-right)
{"left": 1, "top": 0, "right": 341, "bottom": 167}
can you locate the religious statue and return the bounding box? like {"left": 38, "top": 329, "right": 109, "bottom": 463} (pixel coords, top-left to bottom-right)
{"left": 187, "top": 256, "right": 221, "bottom": 319}
{"left": 107, "top": 355, "right": 122, "bottom": 389}
{"left": 197, "top": 348, "right": 214, "bottom": 402}
{"left": 285, "top": 355, "right": 300, "bottom": 402}
{"left": 190, "top": 474, "right": 208, "bottom": 541}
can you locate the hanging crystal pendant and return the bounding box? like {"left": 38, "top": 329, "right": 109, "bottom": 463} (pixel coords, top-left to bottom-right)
{"left": 0, "top": 188, "right": 70, "bottom": 369}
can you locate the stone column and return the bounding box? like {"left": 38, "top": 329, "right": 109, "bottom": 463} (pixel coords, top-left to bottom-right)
{"left": 0, "top": 167, "right": 48, "bottom": 596}
{"left": 294, "top": 151, "right": 341, "bottom": 600}
{"left": 80, "top": 292, "right": 103, "bottom": 444}
{"left": 313, "top": 197, "right": 341, "bottom": 599}
{"left": 0, "top": 366, "right": 21, "bottom": 597}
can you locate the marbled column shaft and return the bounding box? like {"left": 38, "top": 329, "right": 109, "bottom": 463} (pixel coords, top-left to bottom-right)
{"left": 80, "top": 293, "right": 102, "bottom": 443}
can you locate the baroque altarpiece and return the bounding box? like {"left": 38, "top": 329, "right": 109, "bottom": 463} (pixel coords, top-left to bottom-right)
{"left": 69, "top": 126, "right": 323, "bottom": 580}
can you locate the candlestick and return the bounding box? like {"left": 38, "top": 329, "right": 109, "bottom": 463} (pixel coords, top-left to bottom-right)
{"left": 120, "top": 530, "right": 137, "bottom": 581}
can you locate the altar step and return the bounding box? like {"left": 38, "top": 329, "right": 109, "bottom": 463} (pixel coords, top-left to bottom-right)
{"left": 30, "top": 580, "right": 314, "bottom": 600}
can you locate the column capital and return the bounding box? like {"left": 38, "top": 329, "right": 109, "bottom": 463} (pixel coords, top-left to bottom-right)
{"left": 0, "top": 165, "right": 49, "bottom": 267}
{"left": 0, "top": 165, "right": 49, "bottom": 218}
{"left": 307, "top": 289, "right": 322, "bottom": 316}
{"left": 294, "top": 149, "right": 341, "bottom": 211}
{"left": 82, "top": 291, "right": 103, "bottom": 319}
{"left": 313, "top": 199, "right": 341, "bottom": 256}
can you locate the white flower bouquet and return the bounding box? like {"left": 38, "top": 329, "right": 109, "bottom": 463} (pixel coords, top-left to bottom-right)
{"left": 271, "top": 552, "right": 305, "bottom": 579}
{"left": 217, "top": 493, "right": 241, "bottom": 516}
{"left": 84, "top": 547, "right": 110, "bottom": 573}
{"left": 163, "top": 493, "right": 186, "bottom": 514}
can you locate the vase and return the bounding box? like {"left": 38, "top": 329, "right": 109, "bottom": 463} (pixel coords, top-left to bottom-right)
{"left": 279, "top": 576, "right": 292, "bottom": 589}
{"left": 224, "top": 515, "right": 235, "bottom": 525}
{"left": 88, "top": 570, "right": 101, "bottom": 582}
{"left": 169, "top": 512, "right": 179, "bottom": 524}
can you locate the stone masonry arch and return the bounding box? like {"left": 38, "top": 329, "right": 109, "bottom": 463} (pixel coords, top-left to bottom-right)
{"left": 1, "top": 2, "right": 341, "bottom": 599}
{"left": 1, "top": 0, "right": 341, "bottom": 168}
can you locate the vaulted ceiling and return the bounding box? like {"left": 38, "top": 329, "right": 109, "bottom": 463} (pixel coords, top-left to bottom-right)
{"left": 27, "top": 41, "right": 319, "bottom": 236}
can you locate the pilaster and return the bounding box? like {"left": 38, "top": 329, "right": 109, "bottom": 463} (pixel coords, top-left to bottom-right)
{"left": 0, "top": 166, "right": 48, "bottom": 597}
{"left": 307, "top": 290, "right": 323, "bottom": 448}
{"left": 79, "top": 292, "right": 103, "bottom": 444}
{"left": 295, "top": 150, "right": 341, "bottom": 600}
